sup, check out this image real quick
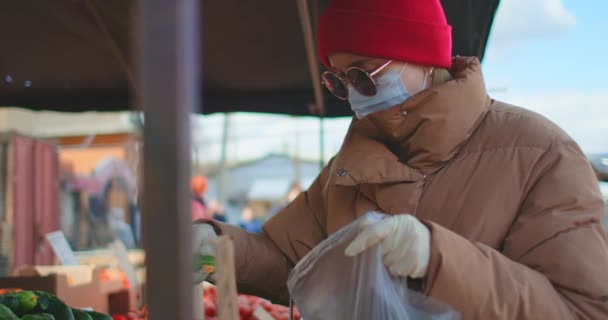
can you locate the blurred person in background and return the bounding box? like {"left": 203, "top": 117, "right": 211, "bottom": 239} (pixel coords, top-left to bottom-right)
{"left": 266, "top": 181, "right": 302, "bottom": 220}
{"left": 191, "top": 175, "right": 212, "bottom": 221}
{"left": 89, "top": 177, "right": 140, "bottom": 248}
{"left": 208, "top": 199, "right": 227, "bottom": 223}
{"left": 238, "top": 206, "right": 263, "bottom": 233}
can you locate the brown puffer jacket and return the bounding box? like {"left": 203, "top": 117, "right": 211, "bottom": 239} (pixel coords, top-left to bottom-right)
{"left": 215, "top": 57, "right": 608, "bottom": 319}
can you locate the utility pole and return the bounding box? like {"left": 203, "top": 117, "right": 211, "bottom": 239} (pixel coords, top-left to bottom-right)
{"left": 294, "top": 117, "right": 302, "bottom": 185}
{"left": 218, "top": 113, "right": 231, "bottom": 205}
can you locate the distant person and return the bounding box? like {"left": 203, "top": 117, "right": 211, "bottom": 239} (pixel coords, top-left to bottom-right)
{"left": 238, "top": 207, "right": 262, "bottom": 233}
{"left": 208, "top": 200, "right": 227, "bottom": 223}
{"left": 191, "top": 176, "right": 212, "bottom": 221}
{"left": 108, "top": 207, "right": 136, "bottom": 249}
{"left": 89, "top": 178, "right": 140, "bottom": 248}
{"left": 266, "top": 182, "right": 302, "bottom": 220}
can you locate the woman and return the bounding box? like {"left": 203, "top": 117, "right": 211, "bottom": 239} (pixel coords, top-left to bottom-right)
{"left": 191, "top": 175, "right": 212, "bottom": 221}
{"left": 193, "top": 0, "right": 608, "bottom": 318}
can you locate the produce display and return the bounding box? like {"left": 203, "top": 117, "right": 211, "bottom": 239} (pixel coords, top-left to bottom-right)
{"left": 203, "top": 286, "right": 300, "bottom": 320}
{"left": 0, "top": 287, "right": 298, "bottom": 320}
{"left": 110, "top": 307, "right": 147, "bottom": 320}
{"left": 0, "top": 290, "right": 112, "bottom": 320}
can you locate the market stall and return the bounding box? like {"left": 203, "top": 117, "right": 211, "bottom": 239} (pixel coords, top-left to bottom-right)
{"left": 0, "top": 0, "right": 501, "bottom": 319}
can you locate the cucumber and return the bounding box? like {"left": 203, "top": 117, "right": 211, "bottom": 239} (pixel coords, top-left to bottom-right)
{"left": 84, "top": 311, "right": 112, "bottom": 320}
{"left": 30, "top": 291, "right": 74, "bottom": 320}
{"left": 0, "top": 294, "right": 20, "bottom": 314}
{"left": 0, "top": 291, "right": 38, "bottom": 316}
{"left": 0, "top": 303, "right": 19, "bottom": 320}
{"left": 71, "top": 309, "right": 93, "bottom": 320}
{"left": 20, "top": 314, "right": 55, "bottom": 320}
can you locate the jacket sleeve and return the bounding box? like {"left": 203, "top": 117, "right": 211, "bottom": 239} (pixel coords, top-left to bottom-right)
{"left": 423, "top": 141, "right": 608, "bottom": 319}
{"left": 214, "top": 165, "right": 330, "bottom": 304}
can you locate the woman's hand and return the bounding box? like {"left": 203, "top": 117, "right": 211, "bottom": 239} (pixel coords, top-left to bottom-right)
{"left": 345, "top": 213, "right": 431, "bottom": 279}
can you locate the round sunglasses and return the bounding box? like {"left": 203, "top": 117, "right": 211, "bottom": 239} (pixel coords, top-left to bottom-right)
{"left": 321, "top": 60, "right": 393, "bottom": 100}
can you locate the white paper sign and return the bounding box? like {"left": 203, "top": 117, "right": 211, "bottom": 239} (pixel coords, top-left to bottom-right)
{"left": 109, "top": 240, "right": 140, "bottom": 290}
{"left": 45, "top": 231, "right": 79, "bottom": 266}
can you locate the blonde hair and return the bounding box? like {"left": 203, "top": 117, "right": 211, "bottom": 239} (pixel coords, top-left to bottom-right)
{"left": 431, "top": 68, "right": 452, "bottom": 86}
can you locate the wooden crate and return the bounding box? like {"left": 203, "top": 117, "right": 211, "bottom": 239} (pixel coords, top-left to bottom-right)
{"left": 0, "top": 265, "right": 126, "bottom": 314}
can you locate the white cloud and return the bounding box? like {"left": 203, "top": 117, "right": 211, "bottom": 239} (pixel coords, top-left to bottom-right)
{"left": 489, "top": 0, "right": 576, "bottom": 49}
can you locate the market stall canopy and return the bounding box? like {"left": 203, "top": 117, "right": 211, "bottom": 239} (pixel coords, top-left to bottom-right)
{"left": 0, "top": 0, "right": 500, "bottom": 117}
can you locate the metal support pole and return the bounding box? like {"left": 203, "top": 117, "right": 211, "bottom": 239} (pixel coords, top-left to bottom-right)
{"left": 137, "top": 0, "right": 199, "bottom": 318}
{"left": 296, "top": 0, "right": 325, "bottom": 116}
{"left": 218, "top": 113, "right": 231, "bottom": 205}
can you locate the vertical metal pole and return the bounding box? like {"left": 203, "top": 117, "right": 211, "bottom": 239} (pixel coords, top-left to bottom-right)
{"left": 296, "top": 0, "right": 325, "bottom": 117}
{"left": 294, "top": 117, "right": 302, "bottom": 185}
{"left": 296, "top": 0, "right": 326, "bottom": 169}
{"left": 137, "top": 0, "right": 199, "bottom": 318}
{"left": 218, "top": 113, "right": 230, "bottom": 205}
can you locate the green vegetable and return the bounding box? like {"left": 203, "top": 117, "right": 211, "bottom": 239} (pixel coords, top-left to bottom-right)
{"left": 194, "top": 255, "right": 216, "bottom": 275}
{"left": 84, "top": 311, "right": 112, "bottom": 320}
{"left": 0, "top": 294, "right": 20, "bottom": 314}
{"left": 71, "top": 309, "right": 93, "bottom": 320}
{"left": 30, "top": 291, "right": 74, "bottom": 320}
{"left": 194, "top": 255, "right": 215, "bottom": 268}
{"left": 20, "top": 313, "right": 55, "bottom": 320}
{"left": 0, "top": 291, "right": 38, "bottom": 316}
{"left": 0, "top": 303, "right": 19, "bottom": 320}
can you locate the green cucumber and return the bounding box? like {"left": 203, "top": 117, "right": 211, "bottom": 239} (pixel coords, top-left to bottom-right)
{"left": 0, "top": 294, "right": 20, "bottom": 314}
{"left": 0, "top": 303, "right": 19, "bottom": 320}
{"left": 71, "top": 309, "right": 93, "bottom": 320}
{"left": 20, "top": 314, "right": 55, "bottom": 320}
{"left": 84, "top": 311, "right": 112, "bottom": 320}
{"left": 30, "top": 291, "right": 74, "bottom": 320}
{"left": 0, "top": 291, "right": 38, "bottom": 316}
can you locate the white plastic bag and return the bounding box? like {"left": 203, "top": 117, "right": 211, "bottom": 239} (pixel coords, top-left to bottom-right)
{"left": 287, "top": 212, "right": 460, "bottom": 320}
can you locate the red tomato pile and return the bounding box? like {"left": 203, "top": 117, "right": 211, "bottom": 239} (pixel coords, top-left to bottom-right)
{"left": 111, "top": 288, "right": 300, "bottom": 320}
{"left": 0, "top": 288, "right": 21, "bottom": 295}
{"left": 203, "top": 286, "right": 300, "bottom": 320}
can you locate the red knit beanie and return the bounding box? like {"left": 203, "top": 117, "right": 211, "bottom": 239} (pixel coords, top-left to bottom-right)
{"left": 317, "top": 0, "right": 453, "bottom": 68}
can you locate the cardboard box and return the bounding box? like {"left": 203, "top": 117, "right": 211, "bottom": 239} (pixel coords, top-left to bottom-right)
{"left": 0, "top": 265, "right": 127, "bottom": 314}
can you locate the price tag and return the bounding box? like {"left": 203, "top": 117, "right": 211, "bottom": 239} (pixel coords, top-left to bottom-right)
{"left": 45, "top": 231, "right": 79, "bottom": 266}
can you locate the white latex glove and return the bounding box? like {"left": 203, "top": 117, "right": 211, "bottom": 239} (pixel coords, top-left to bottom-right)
{"left": 192, "top": 223, "right": 218, "bottom": 284}
{"left": 345, "top": 213, "right": 431, "bottom": 279}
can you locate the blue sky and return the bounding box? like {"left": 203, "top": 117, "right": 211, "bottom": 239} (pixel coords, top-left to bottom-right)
{"left": 484, "top": 0, "right": 608, "bottom": 91}
{"left": 482, "top": 0, "right": 608, "bottom": 153}
{"left": 194, "top": 0, "right": 608, "bottom": 163}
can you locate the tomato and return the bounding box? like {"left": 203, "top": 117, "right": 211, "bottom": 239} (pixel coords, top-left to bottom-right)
{"left": 0, "top": 288, "right": 21, "bottom": 294}
{"left": 112, "top": 316, "right": 127, "bottom": 320}
{"left": 205, "top": 304, "right": 217, "bottom": 317}
{"left": 206, "top": 286, "right": 217, "bottom": 297}
{"left": 239, "top": 304, "right": 253, "bottom": 317}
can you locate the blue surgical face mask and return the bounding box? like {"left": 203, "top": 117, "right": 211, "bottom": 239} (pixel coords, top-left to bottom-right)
{"left": 348, "top": 64, "right": 410, "bottom": 119}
